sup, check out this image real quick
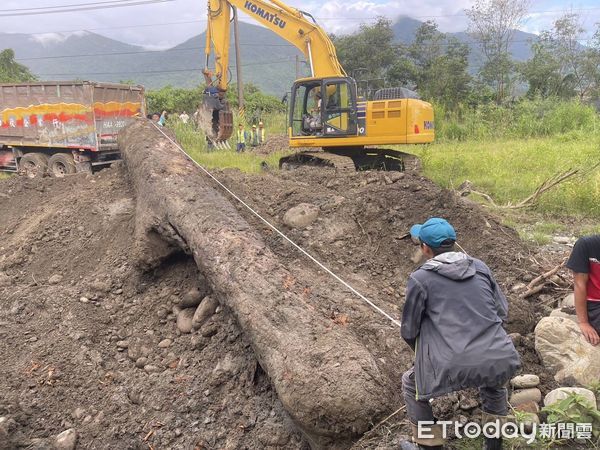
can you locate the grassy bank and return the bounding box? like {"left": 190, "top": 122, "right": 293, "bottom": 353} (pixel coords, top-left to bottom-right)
{"left": 412, "top": 132, "right": 600, "bottom": 218}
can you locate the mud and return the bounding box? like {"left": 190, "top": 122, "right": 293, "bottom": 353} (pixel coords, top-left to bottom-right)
{"left": 0, "top": 152, "right": 565, "bottom": 448}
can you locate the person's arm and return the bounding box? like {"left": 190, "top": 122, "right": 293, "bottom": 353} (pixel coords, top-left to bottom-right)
{"left": 573, "top": 272, "right": 600, "bottom": 345}
{"left": 401, "top": 276, "right": 427, "bottom": 351}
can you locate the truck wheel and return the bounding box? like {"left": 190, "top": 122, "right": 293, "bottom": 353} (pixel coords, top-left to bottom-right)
{"left": 48, "top": 153, "right": 76, "bottom": 178}
{"left": 19, "top": 153, "right": 49, "bottom": 178}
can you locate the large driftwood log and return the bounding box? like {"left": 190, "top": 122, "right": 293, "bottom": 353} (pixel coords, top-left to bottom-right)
{"left": 119, "top": 121, "right": 394, "bottom": 448}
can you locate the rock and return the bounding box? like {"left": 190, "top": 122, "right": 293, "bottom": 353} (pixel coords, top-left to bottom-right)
{"left": 549, "top": 308, "right": 577, "bottom": 323}
{"left": 72, "top": 408, "right": 85, "bottom": 420}
{"left": 54, "top": 428, "right": 77, "bottom": 450}
{"left": 158, "top": 339, "right": 172, "bottom": 348}
{"left": 176, "top": 308, "right": 194, "bottom": 334}
{"left": 127, "top": 340, "right": 152, "bottom": 362}
{"left": 508, "top": 333, "right": 522, "bottom": 346}
{"left": 48, "top": 274, "right": 63, "bottom": 285}
{"left": 201, "top": 323, "right": 219, "bottom": 337}
{"left": 544, "top": 387, "right": 597, "bottom": 409}
{"left": 560, "top": 293, "right": 574, "bottom": 308}
{"left": 553, "top": 236, "right": 571, "bottom": 245}
{"left": 514, "top": 401, "right": 540, "bottom": 414}
{"left": 144, "top": 364, "right": 162, "bottom": 374}
{"left": 180, "top": 286, "right": 209, "bottom": 308}
{"left": 79, "top": 297, "right": 89, "bottom": 304}
{"left": 509, "top": 388, "right": 542, "bottom": 406}
{"left": 192, "top": 296, "right": 219, "bottom": 329}
{"left": 116, "top": 340, "right": 129, "bottom": 350}
{"left": 135, "top": 357, "right": 147, "bottom": 369}
{"left": 535, "top": 316, "right": 600, "bottom": 385}
{"left": 388, "top": 172, "right": 405, "bottom": 183}
{"left": 511, "top": 283, "right": 527, "bottom": 293}
{"left": 283, "top": 203, "right": 319, "bottom": 229}
{"left": 510, "top": 374, "right": 540, "bottom": 389}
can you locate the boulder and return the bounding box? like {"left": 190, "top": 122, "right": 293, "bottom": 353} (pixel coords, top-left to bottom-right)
{"left": 535, "top": 317, "right": 600, "bottom": 385}
{"left": 544, "top": 387, "right": 597, "bottom": 409}
{"left": 511, "top": 374, "right": 540, "bottom": 389}
{"left": 560, "top": 293, "right": 575, "bottom": 308}
{"left": 509, "top": 388, "right": 542, "bottom": 406}
{"left": 283, "top": 203, "right": 319, "bottom": 229}
{"left": 192, "top": 296, "right": 219, "bottom": 329}
{"left": 549, "top": 309, "right": 577, "bottom": 323}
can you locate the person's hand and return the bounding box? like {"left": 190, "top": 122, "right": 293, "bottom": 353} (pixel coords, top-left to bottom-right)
{"left": 579, "top": 322, "right": 600, "bottom": 346}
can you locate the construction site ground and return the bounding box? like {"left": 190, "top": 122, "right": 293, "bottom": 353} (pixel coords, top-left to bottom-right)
{"left": 0, "top": 154, "right": 569, "bottom": 449}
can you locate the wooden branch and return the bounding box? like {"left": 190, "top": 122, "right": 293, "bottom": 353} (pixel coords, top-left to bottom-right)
{"left": 520, "top": 259, "right": 566, "bottom": 298}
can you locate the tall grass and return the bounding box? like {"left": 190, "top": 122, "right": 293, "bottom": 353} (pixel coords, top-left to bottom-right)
{"left": 434, "top": 99, "right": 599, "bottom": 141}
{"left": 413, "top": 134, "right": 600, "bottom": 217}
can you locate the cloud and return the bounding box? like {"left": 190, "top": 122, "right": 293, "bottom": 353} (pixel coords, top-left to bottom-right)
{"left": 29, "top": 31, "right": 89, "bottom": 46}
{"left": 0, "top": 0, "right": 598, "bottom": 48}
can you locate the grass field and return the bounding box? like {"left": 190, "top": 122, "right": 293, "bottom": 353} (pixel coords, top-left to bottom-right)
{"left": 172, "top": 119, "right": 291, "bottom": 174}
{"left": 411, "top": 131, "right": 600, "bottom": 219}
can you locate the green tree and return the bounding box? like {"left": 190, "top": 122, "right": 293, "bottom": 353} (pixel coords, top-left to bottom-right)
{"left": 390, "top": 21, "right": 472, "bottom": 109}
{"left": 332, "top": 18, "right": 397, "bottom": 82}
{"left": 518, "top": 35, "right": 574, "bottom": 98}
{"left": 0, "top": 49, "right": 36, "bottom": 82}
{"left": 466, "top": 0, "right": 530, "bottom": 103}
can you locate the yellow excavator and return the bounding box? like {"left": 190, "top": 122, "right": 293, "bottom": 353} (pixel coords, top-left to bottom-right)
{"left": 201, "top": 0, "right": 435, "bottom": 170}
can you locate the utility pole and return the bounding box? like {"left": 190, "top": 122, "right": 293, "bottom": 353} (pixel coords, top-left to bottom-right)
{"left": 232, "top": 7, "right": 245, "bottom": 124}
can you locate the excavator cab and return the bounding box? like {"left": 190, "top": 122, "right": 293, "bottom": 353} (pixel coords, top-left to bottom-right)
{"left": 290, "top": 77, "right": 358, "bottom": 138}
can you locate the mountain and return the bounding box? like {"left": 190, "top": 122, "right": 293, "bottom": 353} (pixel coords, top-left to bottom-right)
{"left": 1, "top": 18, "right": 539, "bottom": 94}
{"left": 0, "top": 23, "right": 303, "bottom": 96}
{"left": 392, "top": 16, "right": 537, "bottom": 68}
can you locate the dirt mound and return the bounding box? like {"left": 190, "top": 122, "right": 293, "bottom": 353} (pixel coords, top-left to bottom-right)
{"left": 0, "top": 166, "right": 304, "bottom": 449}
{"left": 0, "top": 161, "right": 560, "bottom": 448}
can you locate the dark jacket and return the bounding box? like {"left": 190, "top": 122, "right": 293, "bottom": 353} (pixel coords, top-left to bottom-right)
{"left": 401, "top": 252, "right": 520, "bottom": 400}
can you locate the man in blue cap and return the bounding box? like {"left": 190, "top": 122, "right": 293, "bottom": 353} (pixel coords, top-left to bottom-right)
{"left": 401, "top": 218, "right": 520, "bottom": 450}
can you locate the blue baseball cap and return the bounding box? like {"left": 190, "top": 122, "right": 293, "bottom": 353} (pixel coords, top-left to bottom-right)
{"left": 410, "top": 218, "right": 456, "bottom": 248}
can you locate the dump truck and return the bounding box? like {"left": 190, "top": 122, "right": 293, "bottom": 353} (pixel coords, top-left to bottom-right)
{"left": 0, "top": 81, "right": 145, "bottom": 177}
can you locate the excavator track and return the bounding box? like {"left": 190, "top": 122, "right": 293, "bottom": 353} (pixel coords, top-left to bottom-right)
{"left": 279, "top": 148, "right": 420, "bottom": 172}
{"left": 279, "top": 152, "right": 357, "bottom": 172}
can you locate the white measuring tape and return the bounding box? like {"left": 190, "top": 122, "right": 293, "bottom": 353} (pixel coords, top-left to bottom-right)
{"left": 150, "top": 123, "right": 402, "bottom": 329}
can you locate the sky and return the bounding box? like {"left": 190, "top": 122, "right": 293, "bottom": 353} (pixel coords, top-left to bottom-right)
{"left": 0, "top": 0, "right": 599, "bottom": 49}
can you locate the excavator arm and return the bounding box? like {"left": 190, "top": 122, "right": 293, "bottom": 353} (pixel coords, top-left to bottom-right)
{"left": 204, "top": 0, "right": 346, "bottom": 92}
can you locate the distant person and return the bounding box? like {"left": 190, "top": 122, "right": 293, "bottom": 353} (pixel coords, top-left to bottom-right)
{"left": 157, "top": 111, "right": 167, "bottom": 127}
{"left": 567, "top": 235, "right": 600, "bottom": 345}
{"left": 151, "top": 113, "right": 160, "bottom": 122}
{"left": 179, "top": 111, "right": 189, "bottom": 124}
{"left": 281, "top": 92, "right": 288, "bottom": 105}
{"left": 236, "top": 123, "right": 248, "bottom": 153}
{"left": 250, "top": 124, "right": 259, "bottom": 147}
{"left": 257, "top": 121, "right": 266, "bottom": 145}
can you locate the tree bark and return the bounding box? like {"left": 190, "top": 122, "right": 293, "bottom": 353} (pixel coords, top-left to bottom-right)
{"left": 118, "top": 120, "right": 395, "bottom": 448}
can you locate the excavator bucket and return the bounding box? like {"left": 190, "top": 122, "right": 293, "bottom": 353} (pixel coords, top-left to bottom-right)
{"left": 196, "top": 94, "right": 233, "bottom": 147}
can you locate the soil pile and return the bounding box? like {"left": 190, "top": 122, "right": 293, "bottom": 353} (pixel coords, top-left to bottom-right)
{"left": 0, "top": 158, "right": 562, "bottom": 449}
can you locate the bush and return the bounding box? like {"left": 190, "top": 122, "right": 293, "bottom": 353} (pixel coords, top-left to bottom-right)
{"left": 434, "top": 98, "right": 599, "bottom": 141}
